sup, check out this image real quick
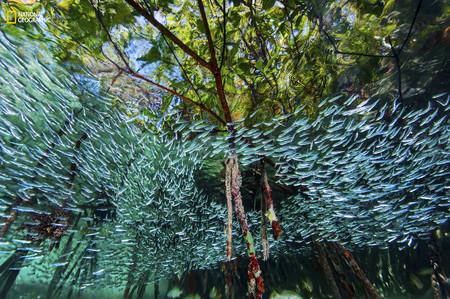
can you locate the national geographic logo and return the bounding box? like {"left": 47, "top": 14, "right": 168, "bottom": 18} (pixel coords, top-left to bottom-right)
{"left": 1, "top": 0, "right": 50, "bottom": 24}
{"left": 4, "top": 5, "right": 16, "bottom": 24}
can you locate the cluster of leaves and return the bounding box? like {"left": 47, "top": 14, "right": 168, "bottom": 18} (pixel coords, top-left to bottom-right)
{"left": 17, "top": 0, "right": 444, "bottom": 127}
{"left": 2, "top": 0, "right": 446, "bottom": 128}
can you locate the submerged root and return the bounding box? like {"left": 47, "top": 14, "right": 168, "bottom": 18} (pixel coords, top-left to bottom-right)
{"left": 225, "top": 159, "right": 233, "bottom": 261}
{"left": 1, "top": 210, "right": 17, "bottom": 238}
{"left": 315, "top": 241, "right": 341, "bottom": 299}
{"left": 429, "top": 232, "right": 450, "bottom": 298}
{"left": 227, "top": 156, "right": 264, "bottom": 299}
{"left": 331, "top": 242, "right": 380, "bottom": 299}
{"left": 261, "top": 203, "right": 269, "bottom": 261}
{"left": 261, "top": 164, "right": 282, "bottom": 240}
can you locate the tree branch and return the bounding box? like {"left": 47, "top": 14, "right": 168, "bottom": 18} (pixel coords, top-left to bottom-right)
{"left": 219, "top": 0, "right": 227, "bottom": 70}
{"left": 124, "top": 0, "right": 213, "bottom": 71}
{"left": 386, "top": 0, "right": 422, "bottom": 101}
{"left": 130, "top": 71, "right": 224, "bottom": 124}
{"left": 89, "top": 0, "right": 131, "bottom": 70}
{"left": 198, "top": 0, "right": 218, "bottom": 66}
{"left": 117, "top": 59, "right": 226, "bottom": 124}
{"left": 161, "top": 35, "right": 203, "bottom": 102}
{"left": 398, "top": 0, "right": 423, "bottom": 54}
{"left": 318, "top": 20, "right": 392, "bottom": 58}
{"left": 388, "top": 36, "right": 403, "bottom": 101}
{"left": 90, "top": 0, "right": 226, "bottom": 125}
{"left": 197, "top": 0, "right": 233, "bottom": 125}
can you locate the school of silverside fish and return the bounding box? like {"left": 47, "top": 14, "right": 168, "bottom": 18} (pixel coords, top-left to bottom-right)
{"left": 0, "top": 27, "right": 449, "bottom": 292}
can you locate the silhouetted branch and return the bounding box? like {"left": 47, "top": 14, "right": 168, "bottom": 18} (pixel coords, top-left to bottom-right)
{"left": 398, "top": 0, "right": 423, "bottom": 55}
{"left": 315, "top": 0, "right": 423, "bottom": 101}
{"left": 388, "top": 36, "right": 403, "bottom": 101}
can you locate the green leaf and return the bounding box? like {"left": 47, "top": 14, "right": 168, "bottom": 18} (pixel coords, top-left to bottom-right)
{"left": 238, "top": 60, "right": 252, "bottom": 72}
{"left": 262, "top": 0, "right": 276, "bottom": 10}
{"left": 138, "top": 47, "right": 161, "bottom": 63}
{"left": 256, "top": 59, "right": 264, "bottom": 71}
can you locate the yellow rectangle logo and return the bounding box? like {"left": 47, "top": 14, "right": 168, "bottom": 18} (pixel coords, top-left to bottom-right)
{"left": 5, "top": 7, "right": 17, "bottom": 24}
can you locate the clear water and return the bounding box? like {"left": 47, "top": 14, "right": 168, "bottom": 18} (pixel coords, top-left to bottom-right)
{"left": 0, "top": 11, "right": 449, "bottom": 299}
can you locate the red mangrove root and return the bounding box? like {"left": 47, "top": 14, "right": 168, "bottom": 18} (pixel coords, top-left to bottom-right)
{"left": 227, "top": 156, "right": 264, "bottom": 299}
{"left": 261, "top": 164, "right": 282, "bottom": 240}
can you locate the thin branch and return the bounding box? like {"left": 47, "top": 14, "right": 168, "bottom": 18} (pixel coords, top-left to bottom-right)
{"left": 335, "top": 48, "right": 392, "bottom": 58}
{"left": 124, "top": 0, "right": 212, "bottom": 71}
{"left": 219, "top": 0, "right": 227, "bottom": 70}
{"left": 211, "top": 0, "right": 223, "bottom": 11}
{"left": 99, "top": 43, "right": 225, "bottom": 125}
{"left": 316, "top": 0, "right": 422, "bottom": 59}
{"left": 89, "top": 0, "right": 131, "bottom": 70}
{"left": 388, "top": 36, "right": 403, "bottom": 101}
{"left": 398, "top": 0, "right": 423, "bottom": 54}
{"left": 106, "top": 69, "right": 124, "bottom": 93}
{"left": 318, "top": 21, "right": 392, "bottom": 58}
{"left": 246, "top": 0, "right": 269, "bottom": 60}
{"left": 90, "top": 0, "right": 225, "bottom": 124}
{"left": 247, "top": 1, "right": 280, "bottom": 99}
{"left": 198, "top": 0, "right": 219, "bottom": 66}
{"left": 161, "top": 35, "right": 203, "bottom": 102}
{"left": 124, "top": 63, "right": 226, "bottom": 124}
{"left": 238, "top": 27, "right": 276, "bottom": 91}
{"left": 197, "top": 0, "right": 233, "bottom": 124}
